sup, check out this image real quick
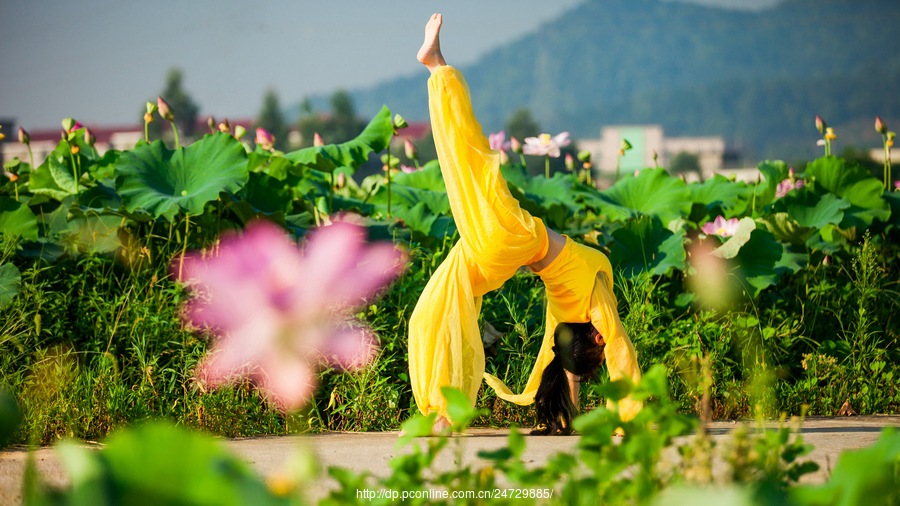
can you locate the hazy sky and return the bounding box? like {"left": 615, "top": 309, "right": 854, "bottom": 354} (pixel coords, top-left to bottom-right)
{"left": 1, "top": 0, "right": 781, "bottom": 130}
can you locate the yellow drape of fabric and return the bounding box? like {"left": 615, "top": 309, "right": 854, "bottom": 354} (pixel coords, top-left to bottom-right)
{"left": 484, "top": 239, "right": 643, "bottom": 421}
{"left": 408, "top": 66, "right": 548, "bottom": 419}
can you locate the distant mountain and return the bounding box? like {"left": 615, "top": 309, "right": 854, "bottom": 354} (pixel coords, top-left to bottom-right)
{"left": 338, "top": 0, "right": 900, "bottom": 160}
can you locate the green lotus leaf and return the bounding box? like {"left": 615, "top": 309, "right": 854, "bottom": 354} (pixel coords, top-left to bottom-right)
{"left": 501, "top": 166, "right": 580, "bottom": 212}
{"left": 586, "top": 168, "right": 691, "bottom": 225}
{"left": 765, "top": 192, "right": 850, "bottom": 245}
{"left": 284, "top": 106, "right": 393, "bottom": 174}
{"left": 731, "top": 228, "right": 784, "bottom": 296}
{"left": 234, "top": 171, "right": 294, "bottom": 215}
{"left": 711, "top": 217, "right": 756, "bottom": 259}
{"left": 28, "top": 155, "right": 80, "bottom": 201}
{"left": 881, "top": 192, "right": 900, "bottom": 231}
{"left": 0, "top": 198, "right": 38, "bottom": 241}
{"left": 765, "top": 212, "right": 813, "bottom": 245}
{"left": 506, "top": 183, "right": 570, "bottom": 230}
{"left": 754, "top": 160, "right": 790, "bottom": 212}
{"left": 689, "top": 174, "right": 751, "bottom": 219}
{"left": 391, "top": 160, "right": 446, "bottom": 192}
{"left": 115, "top": 134, "right": 249, "bottom": 220}
{"left": 774, "top": 243, "right": 809, "bottom": 276}
{"left": 61, "top": 215, "right": 124, "bottom": 254}
{"left": 88, "top": 149, "right": 121, "bottom": 181}
{"left": 0, "top": 263, "right": 21, "bottom": 309}
{"left": 609, "top": 216, "right": 686, "bottom": 278}
{"left": 373, "top": 184, "right": 450, "bottom": 216}
{"left": 805, "top": 156, "right": 890, "bottom": 228}
{"left": 72, "top": 181, "right": 123, "bottom": 218}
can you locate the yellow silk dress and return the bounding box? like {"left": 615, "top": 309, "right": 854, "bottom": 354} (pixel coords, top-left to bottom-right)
{"left": 408, "top": 65, "right": 641, "bottom": 422}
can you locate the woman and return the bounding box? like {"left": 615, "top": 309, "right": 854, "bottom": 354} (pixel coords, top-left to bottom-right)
{"left": 408, "top": 14, "right": 641, "bottom": 435}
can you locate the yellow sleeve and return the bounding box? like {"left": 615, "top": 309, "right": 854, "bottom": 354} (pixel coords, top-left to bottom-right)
{"left": 589, "top": 272, "right": 643, "bottom": 421}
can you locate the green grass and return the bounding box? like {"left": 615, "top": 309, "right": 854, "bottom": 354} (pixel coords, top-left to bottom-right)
{"left": 1, "top": 227, "right": 898, "bottom": 444}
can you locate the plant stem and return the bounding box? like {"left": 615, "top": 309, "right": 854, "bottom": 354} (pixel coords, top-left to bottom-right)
{"left": 615, "top": 156, "right": 621, "bottom": 182}
{"left": 178, "top": 214, "right": 191, "bottom": 280}
{"left": 329, "top": 171, "right": 334, "bottom": 214}
{"left": 27, "top": 145, "right": 34, "bottom": 173}
{"left": 170, "top": 120, "right": 181, "bottom": 150}
{"left": 544, "top": 156, "right": 550, "bottom": 179}
{"left": 144, "top": 121, "right": 149, "bottom": 143}
{"left": 68, "top": 148, "right": 79, "bottom": 193}
{"left": 386, "top": 144, "right": 392, "bottom": 218}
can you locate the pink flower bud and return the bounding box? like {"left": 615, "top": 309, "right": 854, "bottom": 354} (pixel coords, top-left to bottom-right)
{"left": 876, "top": 116, "right": 888, "bottom": 134}
{"left": 84, "top": 126, "right": 96, "bottom": 147}
{"left": 499, "top": 150, "right": 509, "bottom": 165}
{"left": 510, "top": 136, "right": 522, "bottom": 153}
{"left": 255, "top": 127, "right": 275, "bottom": 150}
{"left": 157, "top": 97, "right": 174, "bottom": 120}
{"left": 313, "top": 132, "right": 325, "bottom": 147}
{"left": 815, "top": 115, "right": 825, "bottom": 134}
{"left": 336, "top": 172, "right": 346, "bottom": 188}
{"left": 565, "top": 152, "right": 575, "bottom": 171}
{"left": 404, "top": 139, "right": 417, "bottom": 160}
{"left": 207, "top": 116, "right": 216, "bottom": 132}
{"left": 18, "top": 127, "right": 29, "bottom": 145}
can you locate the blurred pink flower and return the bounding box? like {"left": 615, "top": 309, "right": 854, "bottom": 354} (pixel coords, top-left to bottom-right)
{"left": 816, "top": 139, "right": 826, "bottom": 147}
{"left": 776, "top": 178, "right": 805, "bottom": 198}
{"left": 522, "top": 132, "right": 571, "bottom": 158}
{"left": 255, "top": 127, "right": 275, "bottom": 150}
{"left": 488, "top": 130, "right": 511, "bottom": 152}
{"left": 895, "top": 181, "right": 899, "bottom": 190}
{"left": 701, "top": 215, "right": 740, "bottom": 238}
{"left": 400, "top": 164, "right": 419, "bottom": 173}
{"left": 178, "top": 220, "right": 405, "bottom": 410}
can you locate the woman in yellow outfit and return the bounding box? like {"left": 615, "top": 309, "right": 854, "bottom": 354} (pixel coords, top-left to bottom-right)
{"left": 409, "top": 14, "right": 642, "bottom": 434}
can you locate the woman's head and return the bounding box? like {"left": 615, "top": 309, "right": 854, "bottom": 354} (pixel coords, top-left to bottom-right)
{"left": 531, "top": 322, "right": 606, "bottom": 435}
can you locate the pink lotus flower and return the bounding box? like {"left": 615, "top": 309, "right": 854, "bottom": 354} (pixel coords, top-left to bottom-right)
{"left": 488, "top": 131, "right": 511, "bottom": 152}
{"left": 400, "top": 164, "right": 419, "bottom": 173}
{"left": 701, "top": 216, "right": 740, "bottom": 238}
{"left": 255, "top": 127, "right": 275, "bottom": 150}
{"left": 776, "top": 178, "right": 805, "bottom": 198}
{"left": 157, "top": 96, "right": 174, "bottom": 120}
{"left": 895, "top": 181, "right": 899, "bottom": 190}
{"left": 178, "top": 220, "right": 406, "bottom": 410}
{"left": 522, "top": 132, "right": 571, "bottom": 158}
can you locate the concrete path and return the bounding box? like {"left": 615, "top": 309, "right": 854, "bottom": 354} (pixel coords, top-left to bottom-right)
{"left": 1, "top": 415, "right": 897, "bottom": 504}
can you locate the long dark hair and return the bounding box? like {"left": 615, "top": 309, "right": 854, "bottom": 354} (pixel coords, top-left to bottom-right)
{"left": 531, "top": 322, "right": 606, "bottom": 435}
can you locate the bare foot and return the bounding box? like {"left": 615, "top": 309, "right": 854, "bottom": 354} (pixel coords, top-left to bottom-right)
{"left": 416, "top": 13, "right": 446, "bottom": 73}
{"left": 432, "top": 415, "right": 452, "bottom": 435}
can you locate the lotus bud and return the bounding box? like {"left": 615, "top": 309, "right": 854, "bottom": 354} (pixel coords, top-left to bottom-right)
{"left": 62, "top": 118, "right": 76, "bottom": 132}
{"left": 336, "top": 172, "right": 346, "bottom": 188}
{"left": 823, "top": 255, "right": 830, "bottom": 267}
{"left": 404, "top": 139, "right": 418, "bottom": 161}
{"left": 146, "top": 102, "right": 158, "bottom": 115}
{"left": 652, "top": 150, "right": 658, "bottom": 162}
{"left": 157, "top": 96, "right": 174, "bottom": 120}
{"left": 393, "top": 113, "right": 408, "bottom": 130}
{"left": 313, "top": 132, "right": 325, "bottom": 147}
{"left": 577, "top": 150, "right": 591, "bottom": 163}
{"left": 620, "top": 138, "right": 633, "bottom": 151}
{"left": 18, "top": 127, "right": 29, "bottom": 145}
{"left": 84, "top": 126, "right": 96, "bottom": 147}
{"left": 876, "top": 116, "right": 887, "bottom": 134}
{"left": 234, "top": 125, "right": 247, "bottom": 140}
{"left": 219, "top": 118, "right": 231, "bottom": 133}
{"left": 815, "top": 115, "right": 825, "bottom": 134}
{"left": 255, "top": 127, "right": 275, "bottom": 150}
{"left": 499, "top": 150, "right": 509, "bottom": 165}
{"left": 207, "top": 116, "right": 216, "bottom": 132}
{"left": 510, "top": 136, "right": 522, "bottom": 153}
{"left": 565, "top": 152, "right": 575, "bottom": 171}
{"left": 144, "top": 112, "right": 154, "bottom": 124}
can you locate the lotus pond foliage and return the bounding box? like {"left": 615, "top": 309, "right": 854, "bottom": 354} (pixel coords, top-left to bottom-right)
{"left": 0, "top": 104, "right": 898, "bottom": 447}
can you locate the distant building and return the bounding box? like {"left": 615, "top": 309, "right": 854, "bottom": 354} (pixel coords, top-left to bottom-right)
{"left": 579, "top": 125, "right": 733, "bottom": 182}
